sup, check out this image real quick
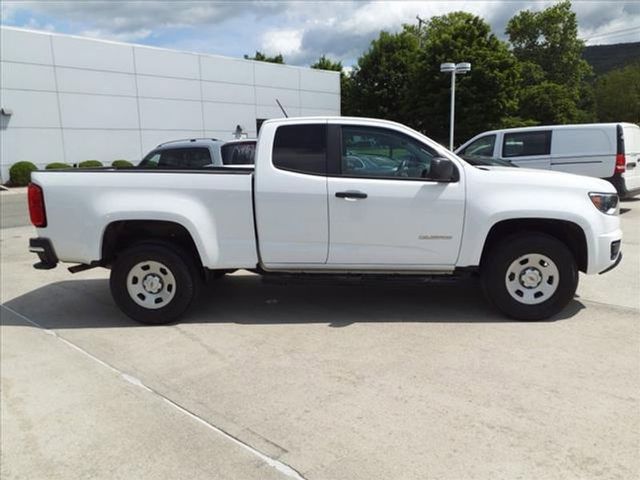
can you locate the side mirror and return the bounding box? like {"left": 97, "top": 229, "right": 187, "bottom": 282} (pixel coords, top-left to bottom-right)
{"left": 426, "top": 157, "right": 455, "bottom": 182}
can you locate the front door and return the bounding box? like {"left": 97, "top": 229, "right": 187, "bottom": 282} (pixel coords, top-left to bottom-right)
{"left": 327, "top": 124, "right": 465, "bottom": 268}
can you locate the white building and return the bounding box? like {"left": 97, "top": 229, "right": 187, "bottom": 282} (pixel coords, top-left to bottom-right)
{"left": 0, "top": 26, "right": 340, "bottom": 181}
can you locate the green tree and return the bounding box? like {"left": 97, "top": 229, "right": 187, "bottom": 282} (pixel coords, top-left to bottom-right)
{"left": 347, "top": 30, "right": 421, "bottom": 123}
{"left": 594, "top": 63, "right": 640, "bottom": 123}
{"left": 411, "top": 12, "right": 520, "bottom": 144}
{"left": 310, "top": 55, "right": 342, "bottom": 71}
{"left": 506, "top": 0, "right": 593, "bottom": 123}
{"left": 518, "top": 82, "right": 579, "bottom": 124}
{"left": 244, "top": 51, "right": 284, "bottom": 64}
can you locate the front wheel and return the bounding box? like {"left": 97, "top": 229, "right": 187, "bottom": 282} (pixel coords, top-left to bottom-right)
{"left": 481, "top": 233, "right": 578, "bottom": 320}
{"left": 110, "top": 243, "right": 200, "bottom": 324}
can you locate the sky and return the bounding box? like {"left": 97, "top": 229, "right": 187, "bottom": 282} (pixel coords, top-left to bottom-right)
{"left": 1, "top": 1, "right": 639, "bottom": 67}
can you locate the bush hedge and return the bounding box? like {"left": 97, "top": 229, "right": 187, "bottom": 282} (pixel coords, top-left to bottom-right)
{"left": 9, "top": 161, "right": 37, "bottom": 186}
{"left": 112, "top": 159, "right": 134, "bottom": 168}
{"left": 78, "top": 160, "right": 103, "bottom": 168}
{"left": 45, "top": 162, "right": 72, "bottom": 169}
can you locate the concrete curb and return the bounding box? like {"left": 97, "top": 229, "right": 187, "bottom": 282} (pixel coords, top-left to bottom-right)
{"left": 0, "top": 186, "right": 27, "bottom": 195}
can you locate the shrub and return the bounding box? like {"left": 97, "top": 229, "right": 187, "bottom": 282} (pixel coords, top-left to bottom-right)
{"left": 112, "top": 159, "right": 134, "bottom": 168}
{"left": 45, "top": 162, "right": 72, "bottom": 169}
{"left": 8, "top": 161, "right": 37, "bottom": 186}
{"left": 78, "top": 160, "right": 103, "bottom": 168}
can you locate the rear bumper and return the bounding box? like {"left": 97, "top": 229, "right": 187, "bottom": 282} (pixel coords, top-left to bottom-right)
{"left": 29, "top": 238, "right": 58, "bottom": 270}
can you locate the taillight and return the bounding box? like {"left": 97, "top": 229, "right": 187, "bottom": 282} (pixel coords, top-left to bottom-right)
{"left": 28, "top": 183, "right": 47, "bottom": 227}
{"left": 615, "top": 153, "right": 626, "bottom": 174}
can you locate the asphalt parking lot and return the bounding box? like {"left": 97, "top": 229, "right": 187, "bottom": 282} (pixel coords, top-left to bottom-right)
{"left": 1, "top": 191, "right": 638, "bottom": 480}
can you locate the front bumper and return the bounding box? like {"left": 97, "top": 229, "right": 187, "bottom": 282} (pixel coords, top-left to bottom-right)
{"left": 29, "top": 238, "right": 58, "bottom": 270}
{"left": 588, "top": 227, "right": 623, "bottom": 275}
{"left": 599, "top": 252, "right": 622, "bottom": 274}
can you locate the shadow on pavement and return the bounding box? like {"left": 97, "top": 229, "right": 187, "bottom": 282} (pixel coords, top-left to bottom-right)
{"left": 2, "top": 274, "right": 585, "bottom": 329}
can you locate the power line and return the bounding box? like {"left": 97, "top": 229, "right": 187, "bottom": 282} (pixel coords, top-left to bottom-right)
{"left": 585, "top": 25, "right": 640, "bottom": 41}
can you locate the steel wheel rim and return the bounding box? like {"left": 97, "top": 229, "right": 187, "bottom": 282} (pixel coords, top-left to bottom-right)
{"left": 126, "top": 260, "right": 176, "bottom": 310}
{"left": 505, "top": 253, "right": 559, "bottom": 305}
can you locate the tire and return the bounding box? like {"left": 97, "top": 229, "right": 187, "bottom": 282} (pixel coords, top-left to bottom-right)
{"left": 110, "top": 242, "right": 200, "bottom": 324}
{"left": 481, "top": 233, "right": 578, "bottom": 321}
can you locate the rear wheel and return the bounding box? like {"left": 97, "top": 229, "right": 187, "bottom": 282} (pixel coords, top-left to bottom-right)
{"left": 481, "top": 233, "right": 578, "bottom": 320}
{"left": 110, "top": 242, "right": 200, "bottom": 324}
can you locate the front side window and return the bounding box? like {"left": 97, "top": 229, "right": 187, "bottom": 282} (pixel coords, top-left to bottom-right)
{"left": 341, "top": 126, "right": 437, "bottom": 179}
{"left": 460, "top": 134, "right": 496, "bottom": 157}
{"left": 273, "top": 124, "right": 327, "bottom": 174}
{"left": 503, "top": 131, "right": 551, "bottom": 158}
{"left": 139, "top": 147, "right": 212, "bottom": 169}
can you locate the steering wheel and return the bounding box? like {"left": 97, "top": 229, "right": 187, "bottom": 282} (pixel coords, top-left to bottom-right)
{"left": 395, "top": 159, "right": 409, "bottom": 177}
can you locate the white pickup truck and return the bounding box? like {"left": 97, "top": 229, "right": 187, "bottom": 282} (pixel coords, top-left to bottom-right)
{"left": 28, "top": 117, "right": 623, "bottom": 324}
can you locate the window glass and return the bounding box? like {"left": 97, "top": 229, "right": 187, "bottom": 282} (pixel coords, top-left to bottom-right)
{"left": 221, "top": 142, "right": 256, "bottom": 165}
{"left": 460, "top": 135, "right": 495, "bottom": 157}
{"left": 503, "top": 131, "right": 551, "bottom": 157}
{"left": 139, "top": 151, "right": 161, "bottom": 168}
{"left": 161, "top": 148, "right": 212, "bottom": 168}
{"left": 273, "top": 124, "right": 327, "bottom": 174}
{"left": 139, "top": 147, "right": 212, "bottom": 169}
{"left": 341, "top": 126, "right": 437, "bottom": 179}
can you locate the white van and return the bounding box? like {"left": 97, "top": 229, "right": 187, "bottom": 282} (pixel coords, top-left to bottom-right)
{"left": 455, "top": 123, "right": 640, "bottom": 198}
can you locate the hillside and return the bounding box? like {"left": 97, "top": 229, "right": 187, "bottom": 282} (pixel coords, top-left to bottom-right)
{"left": 583, "top": 42, "right": 640, "bottom": 75}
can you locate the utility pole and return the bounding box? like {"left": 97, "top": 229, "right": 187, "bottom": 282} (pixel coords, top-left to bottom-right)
{"left": 416, "top": 15, "right": 427, "bottom": 48}
{"left": 440, "top": 62, "right": 471, "bottom": 150}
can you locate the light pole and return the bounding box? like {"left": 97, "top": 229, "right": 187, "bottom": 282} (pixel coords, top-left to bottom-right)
{"left": 440, "top": 62, "right": 471, "bottom": 150}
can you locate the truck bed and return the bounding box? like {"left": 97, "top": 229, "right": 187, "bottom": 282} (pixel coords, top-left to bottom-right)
{"left": 32, "top": 169, "right": 259, "bottom": 269}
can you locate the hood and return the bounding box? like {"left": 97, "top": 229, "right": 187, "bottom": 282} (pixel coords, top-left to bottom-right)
{"left": 469, "top": 165, "right": 617, "bottom": 194}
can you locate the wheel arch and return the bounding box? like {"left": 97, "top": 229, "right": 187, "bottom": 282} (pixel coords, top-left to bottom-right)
{"left": 101, "top": 220, "right": 204, "bottom": 268}
{"left": 480, "top": 218, "right": 588, "bottom": 273}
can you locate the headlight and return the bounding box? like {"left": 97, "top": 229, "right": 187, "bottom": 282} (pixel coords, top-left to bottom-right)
{"left": 589, "top": 192, "right": 619, "bottom": 215}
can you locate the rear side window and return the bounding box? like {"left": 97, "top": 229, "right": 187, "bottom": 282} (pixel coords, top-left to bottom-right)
{"left": 273, "top": 124, "right": 327, "bottom": 174}
{"left": 503, "top": 131, "right": 551, "bottom": 157}
{"left": 139, "top": 147, "right": 212, "bottom": 169}
{"left": 221, "top": 142, "right": 256, "bottom": 165}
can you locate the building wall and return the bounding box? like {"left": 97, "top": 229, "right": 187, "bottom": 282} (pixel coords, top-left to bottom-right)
{"left": 0, "top": 27, "right": 340, "bottom": 181}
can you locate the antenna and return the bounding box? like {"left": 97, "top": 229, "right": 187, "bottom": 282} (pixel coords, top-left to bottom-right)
{"left": 275, "top": 98, "right": 289, "bottom": 118}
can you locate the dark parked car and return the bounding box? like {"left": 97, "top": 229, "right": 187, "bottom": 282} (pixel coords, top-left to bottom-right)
{"left": 138, "top": 138, "right": 256, "bottom": 169}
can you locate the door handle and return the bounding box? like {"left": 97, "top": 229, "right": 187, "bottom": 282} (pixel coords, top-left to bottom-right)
{"left": 335, "top": 190, "right": 368, "bottom": 199}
